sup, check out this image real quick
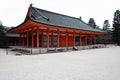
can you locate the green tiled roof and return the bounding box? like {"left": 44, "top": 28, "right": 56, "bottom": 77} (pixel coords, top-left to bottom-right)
{"left": 28, "top": 5, "right": 105, "bottom": 32}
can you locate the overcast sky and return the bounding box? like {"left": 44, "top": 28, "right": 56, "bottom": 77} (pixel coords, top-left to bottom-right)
{"left": 0, "top": 0, "right": 119, "bottom": 28}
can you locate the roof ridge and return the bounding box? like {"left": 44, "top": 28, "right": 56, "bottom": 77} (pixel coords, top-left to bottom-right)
{"left": 33, "top": 6, "right": 81, "bottom": 21}
{"left": 33, "top": 7, "right": 49, "bottom": 20}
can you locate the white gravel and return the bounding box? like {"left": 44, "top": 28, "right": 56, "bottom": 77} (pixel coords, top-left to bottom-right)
{"left": 0, "top": 46, "right": 120, "bottom": 80}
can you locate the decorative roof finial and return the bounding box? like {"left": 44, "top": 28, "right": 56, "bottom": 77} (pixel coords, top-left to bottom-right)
{"left": 79, "top": 16, "right": 82, "bottom": 20}
{"left": 30, "top": 4, "right": 33, "bottom": 7}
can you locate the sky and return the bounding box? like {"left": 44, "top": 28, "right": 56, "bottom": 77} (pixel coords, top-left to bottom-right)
{"left": 0, "top": 0, "right": 119, "bottom": 28}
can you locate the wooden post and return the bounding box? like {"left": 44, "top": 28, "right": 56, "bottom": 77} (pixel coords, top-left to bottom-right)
{"left": 47, "top": 29, "right": 49, "bottom": 49}
{"left": 51, "top": 31, "right": 53, "bottom": 47}
{"left": 85, "top": 35, "right": 87, "bottom": 46}
{"left": 32, "top": 29, "right": 34, "bottom": 48}
{"left": 73, "top": 32, "right": 76, "bottom": 46}
{"left": 90, "top": 35, "right": 92, "bottom": 45}
{"left": 86, "top": 36, "right": 88, "bottom": 46}
{"left": 66, "top": 31, "right": 68, "bottom": 47}
{"left": 14, "top": 38, "right": 16, "bottom": 46}
{"left": 94, "top": 35, "right": 96, "bottom": 45}
{"left": 22, "top": 33, "right": 24, "bottom": 47}
{"left": 27, "top": 31, "right": 29, "bottom": 47}
{"left": 80, "top": 33, "right": 82, "bottom": 46}
{"left": 20, "top": 33, "right": 22, "bottom": 46}
{"left": 21, "top": 33, "right": 23, "bottom": 46}
{"left": 36, "top": 27, "right": 40, "bottom": 48}
{"left": 42, "top": 31, "right": 44, "bottom": 48}
{"left": 59, "top": 32, "right": 61, "bottom": 47}
{"left": 57, "top": 29, "right": 60, "bottom": 48}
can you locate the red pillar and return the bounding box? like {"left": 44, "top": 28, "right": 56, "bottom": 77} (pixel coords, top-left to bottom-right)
{"left": 51, "top": 32, "right": 53, "bottom": 47}
{"left": 90, "top": 35, "right": 92, "bottom": 45}
{"left": 36, "top": 27, "right": 40, "bottom": 48}
{"left": 85, "top": 35, "right": 87, "bottom": 46}
{"left": 20, "top": 33, "right": 22, "bottom": 46}
{"left": 73, "top": 32, "right": 76, "bottom": 46}
{"left": 22, "top": 33, "right": 25, "bottom": 47}
{"left": 14, "top": 38, "right": 16, "bottom": 46}
{"left": 59, "top": 32, "right": 61, "bottom": 47}
{"left": 57, "top": 29, "right": 60, "bottom": 48}
{"left": 42, "top": 31, "right": 44, "bottom": 48}
{"left": 79, "top": 33, "right": 82, "bottom": 46}
{"left": 47, "top": 29, "right": 49, "bottom": 49}
{"left": 21, "top": 33, "right": 23, "bottom": 46}
{"left": 66, "top": 31, "right": 68, "bottom": 47}
{"left": 32, "top": 29, "right": 34, "bottom": 48}
{"left": 94, "top": 35, "right": 96, "bottom": 45}
{"left": 27, "top": 31, "right": 29, "bottom": 47}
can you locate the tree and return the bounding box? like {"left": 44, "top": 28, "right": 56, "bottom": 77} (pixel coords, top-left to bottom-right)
{"left": 112, "top": 10, "right": 120, "bottom": 45}
{"left": 88, "top": 18, "right": 97, "bottom": 28}
{"left": 103, "top": 20, "right": 110, "bottom": 30}
{"left": 0, "top": 21, "right": 7, "bottom": 48}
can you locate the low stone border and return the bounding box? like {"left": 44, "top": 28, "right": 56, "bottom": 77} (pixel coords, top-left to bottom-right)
{"left": 7, "top": 44, "right": 117, "bottom": 55}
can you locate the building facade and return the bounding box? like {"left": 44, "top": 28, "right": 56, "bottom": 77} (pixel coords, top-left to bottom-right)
{"left": 8, "top": 4, "right": 107, "bottom": 49}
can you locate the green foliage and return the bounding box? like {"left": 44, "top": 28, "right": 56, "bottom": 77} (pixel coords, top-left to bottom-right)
{"left": 0, "top": 23, "right": 8, "bottom": 47}
{"left": 103, "top": 20, "right": 110, "bottom": 30}
{"left": 112, "top": 10, "right": 120, "bottom": 45}
{"left": 88, "top": 18, "right": 97, "bottom": 28}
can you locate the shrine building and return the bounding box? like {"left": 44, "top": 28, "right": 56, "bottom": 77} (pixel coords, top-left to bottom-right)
{"left": 8, "top": 4, "right": 107, "bottom": 49}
